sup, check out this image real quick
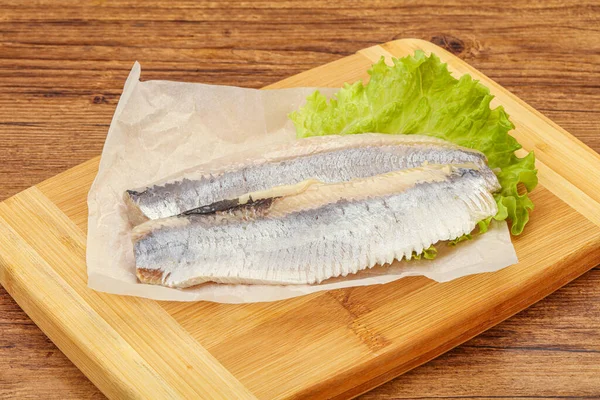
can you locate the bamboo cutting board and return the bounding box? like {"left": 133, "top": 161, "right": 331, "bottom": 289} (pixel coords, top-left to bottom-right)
{"left": 1, "top": 39, "right": 600, "bottom": 399}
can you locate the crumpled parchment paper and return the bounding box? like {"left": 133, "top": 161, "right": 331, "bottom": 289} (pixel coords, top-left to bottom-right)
{"left": 86, "top": 62, "right": 518, "bottom": 303}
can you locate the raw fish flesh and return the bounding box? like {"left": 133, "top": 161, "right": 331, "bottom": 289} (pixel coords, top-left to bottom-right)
{"left": 124, "top": 134, "right": 495, "bottom": 225}
{"left": 133, "top": 162, "right": 499, "bottom": 287}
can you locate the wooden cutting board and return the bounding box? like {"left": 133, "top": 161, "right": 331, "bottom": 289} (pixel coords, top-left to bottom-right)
{"left": 1, "top": 39, "right": 600, "bottom": 400}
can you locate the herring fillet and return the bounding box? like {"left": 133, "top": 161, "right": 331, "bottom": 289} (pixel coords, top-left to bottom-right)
{"left": 133, "top": 163, "right": 499, "bottom": 288}
{"left": 124, "top": 133, "right": 496, "bottom": 225}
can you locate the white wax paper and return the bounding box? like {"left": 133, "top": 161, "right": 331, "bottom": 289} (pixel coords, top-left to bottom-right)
{"left": 86, "top": 62, "right": 518, "bottom": 303}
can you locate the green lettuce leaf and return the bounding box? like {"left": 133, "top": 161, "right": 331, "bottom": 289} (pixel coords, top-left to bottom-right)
{"left": 290, "top": 50, "right": 537, "bottom": 234}
{"left": 410, "top": 245, "right": 438, "bottom": 260}
{"left": 448, "top": 217, "right": 493, "bottom": 246}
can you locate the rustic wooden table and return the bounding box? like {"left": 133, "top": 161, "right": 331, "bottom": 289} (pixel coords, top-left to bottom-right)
{"left": 1, "top": 1, "right": 599, "bottom": 398}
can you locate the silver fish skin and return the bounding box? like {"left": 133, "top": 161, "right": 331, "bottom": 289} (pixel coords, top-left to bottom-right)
{"left": 124, "top": 134, "right": 497, "bottom": 225}
{"left": 133, "top": 163, "right": 499, "bottom": 288}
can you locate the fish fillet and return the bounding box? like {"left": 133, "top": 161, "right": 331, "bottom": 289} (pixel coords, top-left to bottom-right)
{"left": 133, "top": 163, "right": 499, "bottom": 288}
{"left": 124, "top": 134, "right": 496, "bottom": 225}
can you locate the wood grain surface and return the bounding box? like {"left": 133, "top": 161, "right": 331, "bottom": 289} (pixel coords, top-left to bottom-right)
{"left": 0, "top": 1, "right": 599, "bottom": 399}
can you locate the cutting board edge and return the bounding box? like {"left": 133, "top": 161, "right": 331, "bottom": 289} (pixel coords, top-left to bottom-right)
{"left": 0, "top": 189, "right": 259, "bottom": 400}
{"left": 0, "top": 206, "right": 176, "bottom": 400}
{"left": 319, "top": 240, "right": 600, "bottom": 399}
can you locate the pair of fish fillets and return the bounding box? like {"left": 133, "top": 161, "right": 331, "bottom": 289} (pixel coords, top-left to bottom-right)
{"left": 126, "top": 133, "right": 501, "bottom": 288}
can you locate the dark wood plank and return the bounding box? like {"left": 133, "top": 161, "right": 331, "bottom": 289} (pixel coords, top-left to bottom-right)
{"left": 0, "top": 1, "right": 598, "bottom": 398}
